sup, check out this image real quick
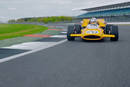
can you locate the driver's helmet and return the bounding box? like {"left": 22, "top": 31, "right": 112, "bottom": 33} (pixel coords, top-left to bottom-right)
{"left": 90, "top": 18, "right": 97, "bottom": 24}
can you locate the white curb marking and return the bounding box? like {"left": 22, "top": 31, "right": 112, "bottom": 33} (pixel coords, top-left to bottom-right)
{"left": 3, "top": 42, "right": 57, "bottom": 50}
{"left": 51, "top": 35, "right": 66, "bottom": 38}
{"left": 61, "top": 32, "right": 67, "bottom": 34}
{"left": 0, "top": 39, "right": 67, "bottom": 63}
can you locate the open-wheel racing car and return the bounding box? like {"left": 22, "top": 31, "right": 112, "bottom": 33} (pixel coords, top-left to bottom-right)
{"left": 67, "top": 18, "right": 119, "bottom": 41}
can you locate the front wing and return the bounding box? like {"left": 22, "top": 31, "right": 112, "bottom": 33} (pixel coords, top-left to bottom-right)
{"left": 70, "top": 34, "right": 115, "bottom": 40}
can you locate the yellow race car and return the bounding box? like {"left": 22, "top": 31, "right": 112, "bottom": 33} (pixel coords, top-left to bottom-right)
{"left": 67, "top": 19, "right": 119, "bottom": 41}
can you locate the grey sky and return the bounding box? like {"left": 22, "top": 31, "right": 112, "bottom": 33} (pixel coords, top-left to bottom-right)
{"left": 0, "top": 0, "right": 130, "bottom": 22}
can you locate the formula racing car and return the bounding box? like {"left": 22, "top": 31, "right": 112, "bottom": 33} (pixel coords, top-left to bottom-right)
{"left": 67, "top": 18, "right": 119, "bottom": 41}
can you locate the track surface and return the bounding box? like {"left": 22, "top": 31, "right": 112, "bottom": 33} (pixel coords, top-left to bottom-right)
{"left": 0, "top": 25, "right": 130, "bottom": 87}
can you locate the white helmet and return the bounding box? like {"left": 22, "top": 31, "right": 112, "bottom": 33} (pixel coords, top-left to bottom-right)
{"left": 90, "top": 18, "right": 97, "bottom": 24}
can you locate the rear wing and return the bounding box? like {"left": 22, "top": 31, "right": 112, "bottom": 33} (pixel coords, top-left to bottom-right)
{"left": 81, "top": 19, "right": 106, "bottom": 28}
{"left": 82, "top": 19, "right": 90, "bottom": 27}
{"left": 97, "top": 19, "right": 106, "bottom": 27}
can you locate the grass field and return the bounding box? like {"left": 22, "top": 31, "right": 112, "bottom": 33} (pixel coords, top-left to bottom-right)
{"left": 0, "top": 24, "right": 48, "bottom": 40}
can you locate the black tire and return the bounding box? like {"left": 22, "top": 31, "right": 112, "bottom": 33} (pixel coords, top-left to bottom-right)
{"left": 67, "top": 25, "right": 75, "bottom": 41}
{"left": 110, "top": 25, "right": 119, "bottom": 41}
{"left": 105, "top": 24, "right": 113, "bottom": 34}
{"left": 74, "top": 24, "right": 82, "bottom": 34}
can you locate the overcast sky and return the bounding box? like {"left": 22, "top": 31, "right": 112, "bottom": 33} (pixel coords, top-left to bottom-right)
{"left": 0, "top": 0, "right": 130, "bottom": 22}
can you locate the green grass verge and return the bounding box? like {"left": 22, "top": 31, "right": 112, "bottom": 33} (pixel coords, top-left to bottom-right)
{"left": 0, "top": 24, "right": 48, "bottom": 40}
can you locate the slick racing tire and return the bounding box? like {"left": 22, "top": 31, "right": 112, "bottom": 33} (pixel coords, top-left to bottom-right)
{"left": 110, "top": 25, "right": 119, "bottom": 41}
{"left": 74, "top": 24, "right": 82, "bottom": 34}
{"left": 105, "top": 24, "right": 113, "bottom": 34}
{"left": 67, "top": 25, "right": 75, "bottom": 41}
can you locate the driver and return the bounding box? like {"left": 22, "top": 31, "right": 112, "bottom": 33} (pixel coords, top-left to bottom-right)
{"left": 87, "top": 18, "right": 99, "bottom": 29}
{"left": 90, "top": 18, "right": 97, "bottom": 24}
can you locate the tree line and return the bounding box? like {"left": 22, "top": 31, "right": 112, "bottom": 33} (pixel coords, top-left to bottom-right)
{"left": 8, "top": 16, "right": 76, "bottom": 24}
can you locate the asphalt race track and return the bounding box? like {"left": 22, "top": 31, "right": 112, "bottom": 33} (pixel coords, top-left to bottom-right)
{"left": 0, "top": 25, "right": 130, "bottom": 87}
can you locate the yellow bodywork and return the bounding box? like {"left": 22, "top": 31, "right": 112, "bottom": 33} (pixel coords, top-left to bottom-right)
{"left": 71, "top": 19, "right": 115, "bottom": 40}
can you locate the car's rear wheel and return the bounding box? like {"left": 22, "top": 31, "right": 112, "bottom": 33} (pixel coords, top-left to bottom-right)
{"left": 105, "top": 24, "right": 113, "bottom": 34}
{"left": 110, "top": 25, "right": 119, "bottom": 41}
{"left": 67, "top": 25, "right": 75, "bottom": 41}
{"left": 74, "top": 24, "right": 82, "bottom": 34}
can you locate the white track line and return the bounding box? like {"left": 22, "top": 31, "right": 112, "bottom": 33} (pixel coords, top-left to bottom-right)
{"left": 0, "top": 39, "right": 67, "bottom": 63}
{"left": 108, "top": 22, "right": 130, "bottom": 24}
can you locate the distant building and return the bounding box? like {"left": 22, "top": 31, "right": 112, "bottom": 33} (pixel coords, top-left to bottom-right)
{"left": 78, "top": 2, "right": 130, "bottom": 22}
